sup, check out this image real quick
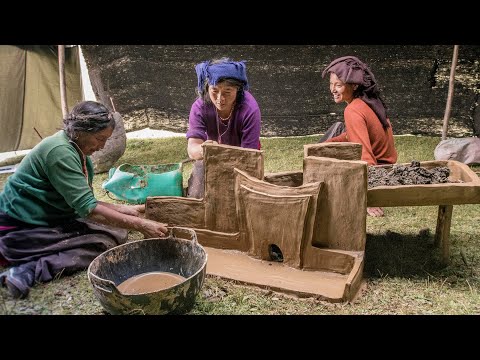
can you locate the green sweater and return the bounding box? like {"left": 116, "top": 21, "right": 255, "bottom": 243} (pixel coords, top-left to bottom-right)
{"left": 0, "top": 130, "right": 97, "bottom": 226}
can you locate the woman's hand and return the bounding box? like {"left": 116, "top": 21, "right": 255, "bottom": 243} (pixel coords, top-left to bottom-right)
{"left": 367, "top": 207, "right": 384, "bottom": 217}
{"left": 116, "top": 204, "right": 145, "bottom": 217}
{"left": 90, "top": 203, "right": 166, "bottom": 237}
{"left": 138, "top": 219, "right": 168, "bottom": 238}
{"left": 188, "top": 138, "right": 218, "bottom": 160}
{"left": 130, "top": 204, "right": 146, "bottom": 217}
{"left": 96, "top": 201, "right": 145, "bottom": 218}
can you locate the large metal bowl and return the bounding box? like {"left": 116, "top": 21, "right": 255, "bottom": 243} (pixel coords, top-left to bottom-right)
{"left": 87, "top": 227, "right": 207, "bottom": 315}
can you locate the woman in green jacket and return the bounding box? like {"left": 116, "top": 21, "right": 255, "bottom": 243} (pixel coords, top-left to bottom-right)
{"left": 0, "top": 101, "right": 168, "bottom": 299}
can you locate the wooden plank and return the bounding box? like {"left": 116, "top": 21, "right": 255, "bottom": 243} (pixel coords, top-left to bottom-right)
{"left": 368, "top": 183, "right": 480, "bottom": 207}
{"left": 368, "top": 160, "right": 480, "bottom": 207}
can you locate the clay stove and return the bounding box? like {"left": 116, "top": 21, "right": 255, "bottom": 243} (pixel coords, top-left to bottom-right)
{"left": 145, "top": 143, "right": 367, "bottom": 302}
{"left": 145, "top": 142, "right": 480, "bottom": 301}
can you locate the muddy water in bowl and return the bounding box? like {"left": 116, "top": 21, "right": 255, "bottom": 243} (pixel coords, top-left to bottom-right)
{"left": 88, "top": 227, "right": 207, "bottom": 315}
{"left": 117, "top": 271, "right": 186, "bottom": 295}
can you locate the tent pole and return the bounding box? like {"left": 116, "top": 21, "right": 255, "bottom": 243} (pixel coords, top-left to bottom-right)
{"left": 441, "top": 45, "right": 459, "bottom": 141}
{"left": 58, "top": 45, "right": 68, "bottom": 118}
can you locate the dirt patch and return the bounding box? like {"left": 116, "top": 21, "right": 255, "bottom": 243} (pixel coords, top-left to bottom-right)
{"left": 368, "top": 161, "right": 463, "bottom": 188}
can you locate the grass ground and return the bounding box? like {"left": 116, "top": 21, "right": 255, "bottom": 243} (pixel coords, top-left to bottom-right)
{"left": 1, "top": 135, "right": 479, "bottom": 315}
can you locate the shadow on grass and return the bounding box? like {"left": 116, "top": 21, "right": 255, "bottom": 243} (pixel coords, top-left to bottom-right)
{"left": 364, "top": 230, "right": 445, "bottom": 279}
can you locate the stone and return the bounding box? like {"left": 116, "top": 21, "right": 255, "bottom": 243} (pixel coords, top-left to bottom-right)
{"left": 91, "top": 112, "right": 126, "bottom": 174}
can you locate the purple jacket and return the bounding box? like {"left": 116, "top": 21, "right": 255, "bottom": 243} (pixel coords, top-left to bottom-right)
{"left": 186, "top": 91, "right": 261, "bottom": 149}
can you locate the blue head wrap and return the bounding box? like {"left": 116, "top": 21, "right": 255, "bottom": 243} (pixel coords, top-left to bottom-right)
{"left": 195, "top": 59, "right": 249, "bottom": 93}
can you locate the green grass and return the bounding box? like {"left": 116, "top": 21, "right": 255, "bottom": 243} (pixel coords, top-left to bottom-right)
{"left": 1, "top": 135, "right": 480, "bottom": 315}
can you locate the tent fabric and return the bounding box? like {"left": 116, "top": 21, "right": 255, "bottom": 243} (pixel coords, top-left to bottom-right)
{"left": 0, "top": 46, "right": 25, "bottom": 151}
{"left": 0, "top": 45, "right": 83, "bottom": 152}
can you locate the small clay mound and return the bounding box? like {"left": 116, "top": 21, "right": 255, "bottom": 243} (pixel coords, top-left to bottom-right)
{"left": 368, "top": 160, "right": 461, "bottom": 188}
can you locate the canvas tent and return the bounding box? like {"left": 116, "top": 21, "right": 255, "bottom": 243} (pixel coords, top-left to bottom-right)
{"left": 0, "top": 45, "right": 83, "bottom": 152}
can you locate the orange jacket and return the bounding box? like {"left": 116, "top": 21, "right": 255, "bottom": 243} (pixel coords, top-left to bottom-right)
{"left": 326, "top": 98, "right": 397, "bottom": 165}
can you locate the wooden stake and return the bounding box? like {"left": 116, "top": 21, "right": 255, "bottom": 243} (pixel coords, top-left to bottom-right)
{"left": 58, "top": 45, "right": 68, "bottom": 118}
{"left": 110, "top": 96, "right": 116, "bottom": 112}
{"left": 441, "top": 45, "right": 459, "bottom": 140}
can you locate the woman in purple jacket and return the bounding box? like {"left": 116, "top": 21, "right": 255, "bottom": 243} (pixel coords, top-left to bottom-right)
{"left": 186, "top": 58, "right": 261, "bottom": 198}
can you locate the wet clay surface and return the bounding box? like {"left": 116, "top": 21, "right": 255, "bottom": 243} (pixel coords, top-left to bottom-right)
{"left": 368, "top": 161, "right": 462, "bottom": 189}
{"left": 205, "top": 247, "right": 350, "bottom": 301}
{"left": 117, "top": 271, "right": 186, "bottom": 295}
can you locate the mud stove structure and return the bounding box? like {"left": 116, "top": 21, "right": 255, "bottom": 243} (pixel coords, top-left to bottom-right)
{"left": 145, "top": 143, "right": 480, "bottom": 302}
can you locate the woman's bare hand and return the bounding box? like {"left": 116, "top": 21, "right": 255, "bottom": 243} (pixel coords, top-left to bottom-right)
{"left": 116, "top": 204, "right": 145, "bottom": 217}
{"left": 367, "top": 207, "right": 384, "bottom": 217}
{"left": 139, "top": 219, "right": 168, "bottom": 238}
{"left": 131, "top": 204, "right": 146, "bottom": 217}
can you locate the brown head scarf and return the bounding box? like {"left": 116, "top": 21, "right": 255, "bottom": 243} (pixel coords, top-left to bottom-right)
{"left": 322, "top": 56, "right": 389, "bottom": 129}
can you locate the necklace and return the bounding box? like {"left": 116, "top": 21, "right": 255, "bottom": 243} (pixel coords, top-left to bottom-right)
{"left": 216, "top": 103, "right": 235, "bottom": 122}
{"left": 216, "top": 104, "right": 235, "bottom": 144}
